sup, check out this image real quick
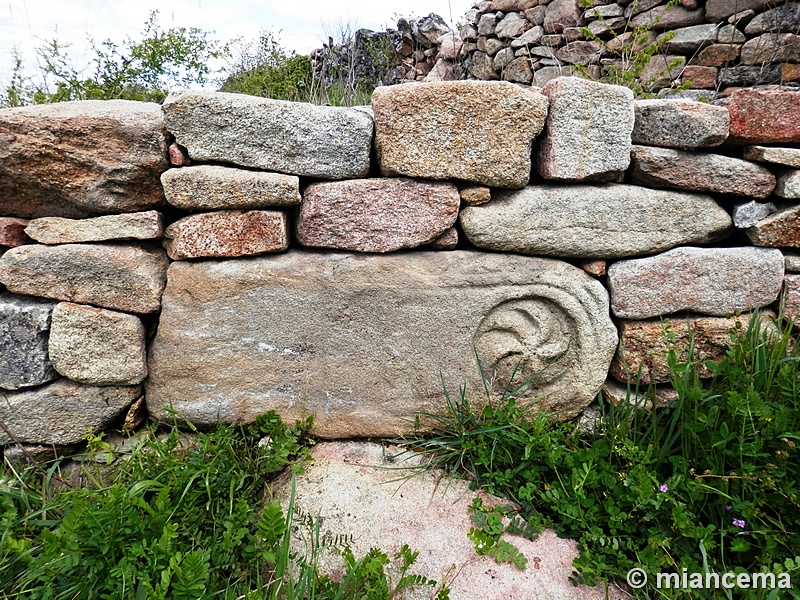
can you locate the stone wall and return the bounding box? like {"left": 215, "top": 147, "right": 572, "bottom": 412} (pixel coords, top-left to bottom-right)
{"left": 1, "top": 79, "right": 799, "bottom": 454}
{"left": 324, "top": 1, "right": 800, "bottom": 97}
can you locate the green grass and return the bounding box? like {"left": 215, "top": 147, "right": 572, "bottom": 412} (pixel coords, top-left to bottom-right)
{"left": 402, "top": 312, "right": 800, "bottom": 598}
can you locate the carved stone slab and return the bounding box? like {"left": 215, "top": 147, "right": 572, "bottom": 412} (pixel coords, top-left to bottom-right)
{"left": 146, "top": 251, "right": 618, "bottom": 437}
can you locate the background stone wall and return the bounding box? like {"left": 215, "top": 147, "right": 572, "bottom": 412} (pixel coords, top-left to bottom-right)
{"left": 1, "top": 78, "right": 799, "bottom": 455}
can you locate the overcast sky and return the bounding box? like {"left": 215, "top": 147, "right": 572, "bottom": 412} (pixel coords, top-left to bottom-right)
{"left": 1, "top": 0, "right": 473, "bottom": 92}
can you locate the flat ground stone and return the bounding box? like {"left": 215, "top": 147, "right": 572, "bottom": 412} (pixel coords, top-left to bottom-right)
{"left": 164, "top": 210, "right": 288, "bottom": 260}
{"left": 273, "top": 442, "right": 618, "bottom": 600}
{"left": 161, "top": 165, "right": 301, "bottom": 210}
{"left": 744, "top": 146, "right": 800, "bottom": 168}
{"left": 373, "top": 81, "right": 549, "bottom": 188}
{"left": 24, "top": 211, "right": 163, "bottom": 245}
{"left": 0, "top": 218, "right": 31, "bottom": 247}
{"left": 720, "top": 88, "right": 800, "bottom": 144}
{"left": 0, "top": 293, "right": 58, "bottom": 390}
{"left": 162, "top": 90, "right": 373, "bottom": 179}
{"left": 733, "top": 200, "right": 777, "bottom": 228}
{"left": 0, "top": 100, "right": 168, "bottom": 219}
{"left": 296, "top": 178, "right": 460, "bottom": 253}
{"left": 608, "top": 247, "right": 785, "bottom": 319}
{"left": 775, "top": 170, "right": 800, "bottom": 199}
{"left": 536, "top": 77, "right": 634, "bottom": 182}
{"left": 0, "top": 243, "right": 168, "bottom": 314}
{"left": 48, "top": 302, "right": 147, "bottom": 386}
{"left": 747, "top": 205, "right": 800, "bottom": 248}
{"left": 632, "top": 100, "right": 729, "bottom": 148}
{"left": 785, "top": 274, "right": 800, "bottom": 322}
{"left": 145, "top": 251, "right": 618, "bottom": 436}
{"left": 629, "top": 146, "right": 776, "bottom": 198}
{"left": 0, "top": 379, "right": 140, "bottom": 445}
{"left": 459, "top": 183, "right": 731, "bottom": 258}
{"left": 611, "top": 313, "right": 771, "bottom": 384}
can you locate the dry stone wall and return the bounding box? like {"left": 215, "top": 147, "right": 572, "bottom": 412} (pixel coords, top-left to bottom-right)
{"left": 1, "top": 79, "right": 799, "bottom": 453}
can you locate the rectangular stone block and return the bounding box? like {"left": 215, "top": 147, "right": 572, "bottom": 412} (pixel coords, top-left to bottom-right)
{"left": 145, "top": 251, "right": 618, "bottom": 437}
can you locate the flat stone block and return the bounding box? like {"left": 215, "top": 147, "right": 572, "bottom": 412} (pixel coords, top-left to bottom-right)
{"left": 0, "top": 293, "right": 58, "bottom": 390}
{"left": 24, "top": 211, "right": 163, "bottom": 245}
{"left": 747, "top": 205, "right": 800, "bottom": 248}
{"left": 632, "top": 99, "right": 729, "bottom": 148}
{"left": 146, "top": 251, "right": 618, "bottom": 437}
{"left": 720, "top": 88, "right": 800, "bottom": 145}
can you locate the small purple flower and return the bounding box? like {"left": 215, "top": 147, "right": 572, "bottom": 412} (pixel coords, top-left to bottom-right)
{"left": 725, "top": 505, "right": 731, "bottom": 511}
{"left": 732, "top": 519, "right": 746, "bottom": 528}
{"left": 659, "top": 484, "right": 669, "bottom": 493}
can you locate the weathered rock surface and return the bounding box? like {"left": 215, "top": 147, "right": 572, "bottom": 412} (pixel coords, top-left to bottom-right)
{"left": 601, "top": 378, "right": 678, "bottom": 410}
{"left": 536, "top": 77, "right": 634, "bottom": 182}
{"left": 632, "top": 100, "right": 729, "bottom": 148}
{"left": 775, "top": 170, "right": 800, "bottom": 199}
{"left": 0, "top": 293, "right": 58, "bottom": 390}
{"left": 629, "top": 146, "right": 776, "bottom": 198}
{"left": 274, "top": 442, "right": 618, "bottom": 600}
{"left": 582, "top": 260, "right": 606, "bottom": 278}
{"left": 733, "top": 200, "right": 777, "bottom": 228}
{"left": 0, "top": 244, "right": 168, "bottom": 314}
{"left": 48, "top": 302, "right": 147, "bottom": 386}
{"left": 0, "top": 218, "right": 31, "bottom": 247}
{"left": 743, "top": 146, "right": 800, "bottom": 168}
{"left": 741, "top": 33, "right": 800, "bottom": 65}
{"left": 24, "top": 211, "right": 163, "bottom": 245}
{"left": 164, "top": 210, "right": 288, "bottom": 260}
{"left": 0, "top": 100, "right": 168, "bottom": 219}
{"left": 428, "top": 227, "right": 459, "bottom": 250}
{"left": 785, "top": 274, "right": 800, "bottom": 322}
{"left": 146, "top": 251, "right": 618, "bottom": 436}
{"left": 460, "top": 183, "right": 731, "bottom": 258}
{"left": 611, "top": 313, "right": 770, "bottom": 384}
{"left": 706, "top": 0, "right": 772, "bottom": 21}
{"left": 746, "top": 205, "right": 800, "bottom": 248}
{"left": 543, "top": 0, "right": 584, "bottom": 33}
{"left": 745, "top": 3, "right": 800, "bottom": 34}
{"left": 608, "top": 247, "right": 785, "bottom": 319}
{"left": 459, "top": 185, "right": 491, "bottom": 205}
{"left": 785, "top": 254, "right": 800, "bottom": 272}
{"left": 296, "top": 178, "right": 460, "bottom": 253}
{"left": 373, "top": 81, "right": 549, "bottom": 188}
{"left": 162, "top": 90, "right": 373, "bottom": 179}
{"left": 658, "top": 24, "right": 719, "bottom": 53}
{"left": 720, "top": 88, "right": 800, "bottom": 144}
{"left": 0, "top": 379, "right": 140, "bottom": 445}
{"left": 160, "top": 165, "right": 301, "bottom": 210}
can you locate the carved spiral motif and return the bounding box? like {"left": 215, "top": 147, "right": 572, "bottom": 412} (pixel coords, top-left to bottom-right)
{"left": 474, "top": 298, "right": 575, "bottom": 393}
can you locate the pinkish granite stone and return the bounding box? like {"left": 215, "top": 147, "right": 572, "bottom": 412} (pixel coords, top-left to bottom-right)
{"left": 0, "top": 218, "right": 31, "bottom": 247}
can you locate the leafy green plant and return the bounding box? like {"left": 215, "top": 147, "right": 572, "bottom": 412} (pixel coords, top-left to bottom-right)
{"left": 405, "top": 312, "right": 800, "bottom": 598}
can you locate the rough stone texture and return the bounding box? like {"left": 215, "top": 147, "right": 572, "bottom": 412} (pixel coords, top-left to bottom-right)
{"left": 582, "top": 260, "right": 607, "bottom": 278}
{"left": 611, "top": 313, "right": 770, "bottom": 384}
{"left": 533, "top": 66, "right": 574, "bottom": 87}
{"left": 0, "top": 293, "right": 58, "bottom": 390}
{"left": 373, "top": 81, "right": 548, "bottom": 189}
{"left": 745, "top": 3, "right": 800, "bottom": 34}
{"left": 465, "top": 51, "right": 497, "bottom": 79}
{"left": 167, "top": 143, "right": 191, "bottom": 166}
{"left": 746, "top": 205, "right": 800, "bottom": 248}
{"left": 629, "top": 146, "right": 776, "bottom": 198}
{"left": 632, "top": 100, "right": 729, "bottom": 148}
{"left": 638, "top": 55, "right": 686, "bottom": 90}
{"left": 460, "top": 183, "right": 731, "bottom": 259}
{"left": 607, "top": 247, "right": 785, "bottom": 319}
{"left": 543, "top": 0, "right": 584, "bottom": 33}
{"left": 775, "top": 170, "right": 800, "bottom": 199}
{"left": 0, "top": 244, "right": 168, "bottom": 314}
{"left": 273, "top": 442, "right": 619, "bottom": 600}
{"left": 555, "top": 41, "right": 602, "bottom": 64}
{"left": 733, "top": 200, "right": 778, "bottom": 228}
{"left": 428, "top": 227, "right": 459, "bottom": 250}
{"left": 744, "top": 146, "right": 800, "bottom": 168}
{"left": 164, "top": 210, "right": 288, "bottom": 260}
{"left": 146, "top": 251, "right": 618, "bottom": 436}
{"left": 681, "top": 66, "right": 718, "bottom": 89}
{"left": 0, "top": 379, "right": 140, "bottom": 445}
{"left": 659, "top": 24, "right": 719, "bottom": 53}
{"left": 0, "top": 100, "right": 168, "bottom": 219}
{"left": 496, "top": 12, "right": 532, "bottom": 38}
{"left": 503, "top": 57, "right": 534, "bottom": 83}
{"left": 0, "top": 218, "right": 31, "bottom": 247}
{"left": 536, "top": 77, "right": 634, "bottom": 181}
{"left": 161, "top": 165, "right": 301, "bottom": 210}
{"left": 631, "top": 5, "right": 705, "bottom": 29}
{"left": 460, "top": 186, "right": 491, "bottom": 205}
{"left": 706, "top": 0, "right": 772, "bottom": 21}
{"left": 297, "top": 179, "right": 459, "bottom": 253}
{"left": 741, "top": 33, "right": 800, "bottom": 65}
{"left": 717, "top": 25, "right": 747, "bottom": 44}
{"left": 785, "top": 254, "right": 800, "bottom": 272}
{"left": 601, "top": 379, "right": 678, "bottom": 410}
{"left": 695, "top": 44, "right": 741, "bottom": 66}
{"left": 162, "top": 90, "right": 373, "bottom": 180}
{"left": 721, "top": 88, "right": 800, "bottom": 144}
{"left": 511, "top": 25, "right": 545, "bottom": 47}
{"left": 24, "top": 211, "right": 163, "bottom": 245}
{"left": 48, "top": 302, "right": 147, "bottom": 386}
{"left": 719, "top": 64, "right": 783, "bottom": 87}
{"left": 785, "top": 274, "right": 800, "bottom": 322}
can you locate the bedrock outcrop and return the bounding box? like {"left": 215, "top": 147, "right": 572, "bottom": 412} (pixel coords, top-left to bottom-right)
{"left": 146, "top": 251, "right": 618, "bottom": 436}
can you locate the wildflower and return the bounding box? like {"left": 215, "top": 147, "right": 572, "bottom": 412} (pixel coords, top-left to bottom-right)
{"left": 732, "top": 519, "right": 746, "bottom": 528}
{"left": 725, "top": 505, "right": 731, "bottom": 511}
{"left": 659, "top": 484, "right": 669, "bottom": 493}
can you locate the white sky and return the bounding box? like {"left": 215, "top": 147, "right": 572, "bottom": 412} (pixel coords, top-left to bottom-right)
{"left": 1, "top": 0, "right": 474, "bottom": 92}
